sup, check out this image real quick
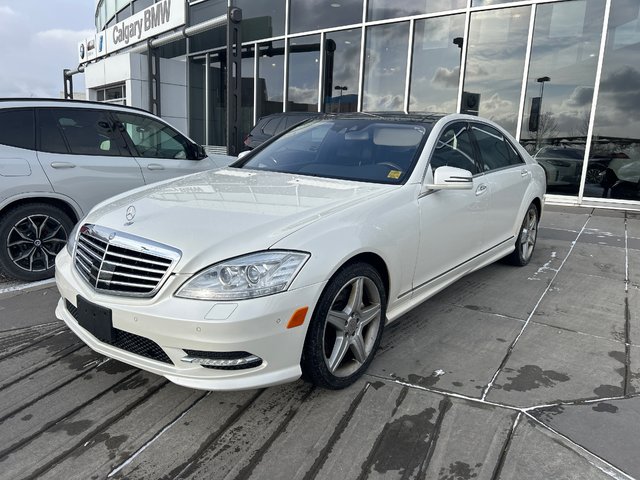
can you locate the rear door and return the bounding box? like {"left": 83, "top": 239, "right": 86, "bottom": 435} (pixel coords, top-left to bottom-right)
{"left": 0, "top": 108, "right": 53, "bottom": 203}
{"left": 35, "top": 107, "right": 145, "bottom": 214}
{"left": 470, "top": 122, "right": 530, "bottom": 247}
{"left": 113, "top": 112, "right": 214, "bottom": 185}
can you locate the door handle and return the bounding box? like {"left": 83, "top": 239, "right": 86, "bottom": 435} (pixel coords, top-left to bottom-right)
{"left": 521, "top": 168, "right": 530, "bottom": 177}
{"left": 147, "top": 164, "right": 165, "bottom": 170}
{"left": 50, "top": 162, "right": 76, "bottom": 169}
{"left": 475, "top": 184, "right": 487, "bottom": 196}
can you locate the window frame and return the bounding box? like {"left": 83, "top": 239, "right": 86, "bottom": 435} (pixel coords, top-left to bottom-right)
{"left": 113, "top": 111, "right": 201, "bottom": 161}
{"left": 425, "top": 121, "right": 483, "bottom": 178}
{"left": 469, "top": 121, "right": 525, "bottom": 173}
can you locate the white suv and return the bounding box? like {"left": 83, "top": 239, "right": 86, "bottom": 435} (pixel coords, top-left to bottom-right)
{"left": 0, "top": 99, "right": 230, "bottom": 282}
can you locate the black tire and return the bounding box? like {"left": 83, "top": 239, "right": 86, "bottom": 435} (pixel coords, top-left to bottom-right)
{"left": 505, "top": 203, "right": 539, "bottom": 267}
{"left": 301, "top": 263, "right": 387, "bottom": 390}
{"left": 0, "top": 203, "right": 73, "bottom": 281}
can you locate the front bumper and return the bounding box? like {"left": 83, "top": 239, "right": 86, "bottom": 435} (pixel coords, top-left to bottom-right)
{"left": 55, "top": 249, "right": 325, "bottom": 391}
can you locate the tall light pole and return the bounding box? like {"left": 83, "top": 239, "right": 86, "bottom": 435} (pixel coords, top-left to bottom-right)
{"left": 335, "top": 85, "right": 348, "bottom": 112}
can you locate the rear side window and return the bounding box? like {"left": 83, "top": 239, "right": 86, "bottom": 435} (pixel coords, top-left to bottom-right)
{"left": 0, "top": 109, "right": 35, "bottom": 150}
{"left": 38, "top": 108, "right": 127, "bottom": 156}
{"left": 262, "top": 117, "right": 283, "bottom": 136}
{"left": 472, "top": 124, "right": 522, "bottom": 171}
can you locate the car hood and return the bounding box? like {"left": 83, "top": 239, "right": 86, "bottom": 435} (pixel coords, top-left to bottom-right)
{"left": 83, "top": 168, "right": 394, "bottom": 273}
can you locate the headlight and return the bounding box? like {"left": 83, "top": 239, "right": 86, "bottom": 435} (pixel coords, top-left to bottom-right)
{"left": 65, "top": 221, "right": 82, "bottom": 256}
{"left": 175, "top": 251, "right": 310, "bottom": 300}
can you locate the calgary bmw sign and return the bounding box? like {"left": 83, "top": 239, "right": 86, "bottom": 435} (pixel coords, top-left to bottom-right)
{"left": 78, "top": 0, "right": 186, "bottom": 64}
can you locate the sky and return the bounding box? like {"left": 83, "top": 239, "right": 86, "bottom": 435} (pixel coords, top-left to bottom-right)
{"left": 0, "top": 0, "right": 95, "bottom": 98}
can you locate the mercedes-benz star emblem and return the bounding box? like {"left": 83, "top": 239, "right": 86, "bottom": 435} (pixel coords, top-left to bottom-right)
{"left": 125, "top": 206, "right": 136, "bottom": 224}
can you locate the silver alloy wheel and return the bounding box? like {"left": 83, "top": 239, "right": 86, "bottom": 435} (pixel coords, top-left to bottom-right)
{"left": 519, "top": 207, "right": 538, "bottom": 262}
{"left": 7, "top": 215, "right": 68, "bottom": 272}
{"left": 322, "top": 276, "right": 382, "bottom": 377}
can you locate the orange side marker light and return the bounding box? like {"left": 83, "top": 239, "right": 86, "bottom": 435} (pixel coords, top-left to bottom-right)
{"left": 286, "top": 306, "right": 309, "bottom": 329}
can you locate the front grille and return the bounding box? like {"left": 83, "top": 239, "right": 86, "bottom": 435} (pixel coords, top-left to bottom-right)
{"left": 66, "top": 299, "right": 173, "bottom": 365}
{"left": 74, "top": 224, "right": 180, "bottom": 297}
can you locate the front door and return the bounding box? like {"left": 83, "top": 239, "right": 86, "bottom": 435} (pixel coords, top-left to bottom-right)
{"left": 413, "top": 122, "right": 489, "bottom": 294}
{"left": 113, "top": 112, "right": 212, "bottom": 185}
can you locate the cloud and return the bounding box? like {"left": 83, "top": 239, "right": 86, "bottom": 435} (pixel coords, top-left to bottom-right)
{"left": 0, "top": 5, "right": 16, "bottom": 15}
{"left": 431, "top": 66, "right": 460, "bottom": 89}
{"left": 363, "top": 93, "right": 404, "bottom": 111}
{"left": 35, "top": 29, "right": 94, "bottom": 42}
{"left": 565, "top": 86, "right": 594, "bottom": 107}
{"left": 288, "top": 86, "right": 318, "bottom": 105}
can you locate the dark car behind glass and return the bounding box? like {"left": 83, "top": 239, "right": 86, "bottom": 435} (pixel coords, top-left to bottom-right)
{"left": 244, "top": 112, "right": 321, "bottom": 150}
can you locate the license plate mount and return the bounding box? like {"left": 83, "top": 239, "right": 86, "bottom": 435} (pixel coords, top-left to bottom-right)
{"left": 76, "top": 296, "right": 114, "bottom": 343}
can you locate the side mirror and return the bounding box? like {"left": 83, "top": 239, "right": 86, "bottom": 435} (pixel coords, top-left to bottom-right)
{"left": 425, "top": 166, "right": 473, "bottom": 191}
{"left": 237, "top": 150, "right": 251, "bottom": 160}
{"left": 189, "top": 143, "right": 206, "bottom": 160}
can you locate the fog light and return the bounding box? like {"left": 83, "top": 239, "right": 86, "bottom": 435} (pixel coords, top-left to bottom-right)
{"left": 181, "top": 350, "right": 263, "bottom": 370}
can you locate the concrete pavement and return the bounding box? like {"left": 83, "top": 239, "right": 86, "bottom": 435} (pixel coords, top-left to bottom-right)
{"left": 0, "top": 205, "right": 638, "bottom": 480}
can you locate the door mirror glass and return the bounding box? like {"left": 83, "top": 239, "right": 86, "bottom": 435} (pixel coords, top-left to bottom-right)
{"left": 426, "top": 166, "right": 473, "bottom": 190}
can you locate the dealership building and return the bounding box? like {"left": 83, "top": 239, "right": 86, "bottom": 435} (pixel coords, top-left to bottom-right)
{"left": 74, "top": 0, "right": 640, "bottom": 208}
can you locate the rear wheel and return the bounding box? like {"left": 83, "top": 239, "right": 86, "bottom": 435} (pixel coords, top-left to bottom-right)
{"left": 505, "top": 203, "right": 538, "bottom": 266}
{"left": 0, "top": 203, "right": 73, "bottom": 281}
{"left": 301, "top": 263, "right": 386, "bottom": 389}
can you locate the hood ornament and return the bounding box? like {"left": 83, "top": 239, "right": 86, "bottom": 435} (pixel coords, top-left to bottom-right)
{"left": 125, "top": 205, "right": 136, "bottom": 225}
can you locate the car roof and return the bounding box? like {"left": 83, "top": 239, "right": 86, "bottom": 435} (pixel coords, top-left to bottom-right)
{"left": 0, "top": 98, "right": 152, "bottom": 115}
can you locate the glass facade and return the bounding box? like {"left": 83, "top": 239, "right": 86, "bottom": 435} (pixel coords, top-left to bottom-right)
{"left": 587, "top": 0, "right": 640, "bottom": 202}
{"left": 287, "top": 35, "right": 321, "bottom": 112}
{"left": 363, "top": 22, "right": 410, "bottom": 111}
{"left": 93, "top": 0, "right": 640, "bottom": 207}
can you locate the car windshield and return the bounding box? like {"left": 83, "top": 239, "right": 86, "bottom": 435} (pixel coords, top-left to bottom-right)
{"left": 238, "top": 119, "right": 429, "bottom": 184}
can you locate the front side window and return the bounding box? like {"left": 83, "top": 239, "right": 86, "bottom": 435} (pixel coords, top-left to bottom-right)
{"left": 38, "top": 108, "right": 127, "bottom": 156}
{"left": 429, "top": 122, "right": 480, "bottom": 174}
{"left": 472, "top": 123, "right": 522, "bottom": 171}
{"left": 239, "top": 119, "right": 429, "bottom": 184}
{"left": 0, "top": 109, "right": 35, "bottom": 150}
{"left": 114, "top": 113, "right": 193, "bottom": 160}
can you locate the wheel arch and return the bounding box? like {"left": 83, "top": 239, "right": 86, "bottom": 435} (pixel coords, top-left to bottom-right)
{"left": 331, "top": 251, "right": 391, "bottom": 306}
{"left": 0, "top": 196, "right": 80, "bottom": 224}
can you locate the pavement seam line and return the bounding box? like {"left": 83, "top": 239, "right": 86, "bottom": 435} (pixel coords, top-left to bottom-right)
{"left": 365, "top": 374, "right": 640, "bottom": 418}
{"left": 367, "top": 375, "right": 638, "bottom": 480}
{"left": 489, "top": 411, "right": 521, "bottom": 480}
{"left": 0, "top": 278, "right": 56, "bottom": 296}
{"left": 107, "top": 390, "right": 211, "bottom": 478}
{"left": 529, "top": 319, "right": 640, "bottom": 348}
{"left": 623, "top": 214, "right": 632, "bottom": 397}
{"left": 524, "top": 412, "right": 635, "bottom": 480}
{"left": 479, "top": 211, "right": 593, "bottom": 401}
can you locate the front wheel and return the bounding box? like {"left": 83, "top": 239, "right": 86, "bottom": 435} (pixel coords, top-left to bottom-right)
{"left": 505, "top": 203, "right": 539, "bottom": 266}
{"left": 0, "top": 203, "right": 73, "bottom": 281}
{"left": 301, "top": 263, "right": 386, "bottom": 389}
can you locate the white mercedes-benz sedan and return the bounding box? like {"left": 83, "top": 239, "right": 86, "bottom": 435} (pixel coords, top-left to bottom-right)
{"left": 55, "top": 113, "right": 546, "bottom": 391}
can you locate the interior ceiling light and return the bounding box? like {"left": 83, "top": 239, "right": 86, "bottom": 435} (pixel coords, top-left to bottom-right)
{"left": 331, "top": 3, "right": 341, "bottom": 7}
